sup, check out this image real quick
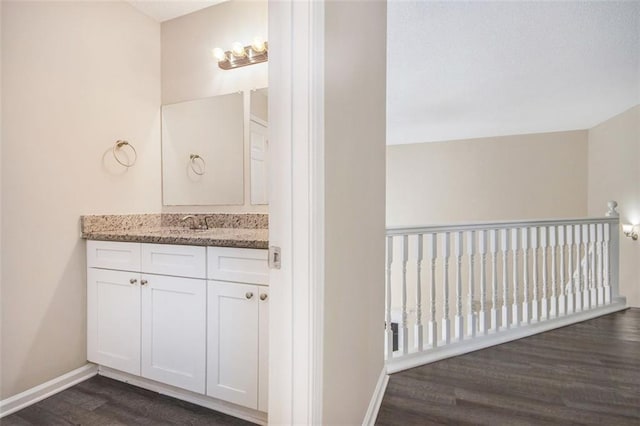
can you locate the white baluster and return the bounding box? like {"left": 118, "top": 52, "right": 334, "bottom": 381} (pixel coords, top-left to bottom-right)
{"left": 521, "top": 228, "right": 530, "bottom": 324}
{"left": 540, "top": 227, "right": 548, "bottom": 320}
{"left": 479, "top": 230, "right": 488, "bottom": 334}
{"left": 549, "top": 226, "right": 558, "bottom": 318}
{"left": 582, "top": 224, "right": 590, "bottom": 310}
{"left": 501, "top": 229, "right": 509, "bottom": 329}
{"left": 558, "top": 226, "right": 566, "bottom": 316}
{"left": 454, "top": 232, "right": 464, "bottom": 341}
{"left": 414, "top": 234, "right": 424, "bottom": 351}
{"left": 490, "top": 229, "right": 499, "bottom": 332}
{"left": 603, "top": 224, "right": 611, "bottom": 304}
{"left": 589, "top": 224, "right": 598, "bottom": 307}
{"left": 531, "top": 227, "right": 539, "bottom": 322}
{"left": 385, "top": 235, "right": 393, "bottom": 359}
{"left": 511, "top": 228, "right": 520, "bottom": 327}
{"left": 596, "top": 223, "right": 604, "bottom": 306}
{"left": 400, "top": 235, "right": 409, "bottom": 354}
{"left": 442, "top": 232, "right": 451, "bottom": 344}
{"left": 567, "top": 225, "right": 575, "bottom": 313}
{"left": 574, "top": 224, "right": 583, "bottom": 312}
{"left": 467, "top": 231, "right": 476, "bottom": 337}
{"left": 428, "top": 233, "right": 438, "bottom": 348}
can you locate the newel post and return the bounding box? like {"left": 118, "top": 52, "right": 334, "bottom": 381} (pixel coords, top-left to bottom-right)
{"left": 606, "top": 201, "right": 620, "bottom": 299}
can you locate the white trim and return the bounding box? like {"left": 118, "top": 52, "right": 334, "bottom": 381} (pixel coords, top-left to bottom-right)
{"left": 386, "top": 298, "right": 628, "bottom": 374}
{"left": 362, "top": 369, "right": 389, "bottom": 426}
{"left": 98, "top": 366, "right": 267, "bottom": 425}
{"left": 268, "top": 0, "right": 325, "bottom": 424}
{"left": 309, "top": 0, "right": 325, "bottom": 422}
{"left": 0, "top": 363, "right": 98, "bottom": 418}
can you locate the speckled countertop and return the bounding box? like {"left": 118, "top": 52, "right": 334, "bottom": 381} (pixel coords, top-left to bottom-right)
{"left": 81, "top": 213, "right": 268, "bottom": 249}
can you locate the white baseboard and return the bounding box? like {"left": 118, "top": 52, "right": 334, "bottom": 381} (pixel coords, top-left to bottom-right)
{"left": 387, "top": 298, "right": 628, "bottom": 374}
{"left": 98, "top": 366, "right": 267, "bottom": 426}
{"left": 362, "top": 367, "right": 389, "bottom": 426}
{"left": 0, "top": 363, "right": 98, "bottom": 418}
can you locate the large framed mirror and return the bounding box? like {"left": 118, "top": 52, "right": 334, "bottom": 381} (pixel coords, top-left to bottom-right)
{"left": 161, "top": 93, "right": 244, "bottom": 206}
{"left": 250, "top": 88, "right": 269, "bottom": 205}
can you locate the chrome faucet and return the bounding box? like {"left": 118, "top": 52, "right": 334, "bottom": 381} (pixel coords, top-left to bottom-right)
{"left": 180, "top": 215, "right": 200, "bottom": 230}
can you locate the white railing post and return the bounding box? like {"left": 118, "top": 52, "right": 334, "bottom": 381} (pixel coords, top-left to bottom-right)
{"left": 478, "top": 230, "right": 488, "bottom": 335}
{"left": 567, "top": 225, "right": 575, "bottom": 313}
{"left": 550, "top": 226, "right": 558, "bottom": 318}
{"left": 442, "top": 232, "right": 451, "bottom": 344}
{"left": 467, "top": 231, "right": 476, "bottom": 338}
{"left": 511, "top": 228, "right": 520, "bottom": 327}
{"left": 574, "top": 224, "right": 583, "bottom": 312}
{"left": 596, "top": 223, "right": 604, "bottom": 306}
{"left": 606, "top": 200, "right": 619, "bottom": 301}
{"left": 400, "top": 235, "right": 409, "bottom": 355}
{"left": 589, "top": 224, "right": 598, "bottom": 307}
{"left": 385, "top": 235, "right": 393, "bottom": 359}
{"left": 558, "top": 226, "right": 566, "bottom": 315}
{"left": 540, "top": 227, "right": 548, "bottom": 320}
{"left": 428, "top": 233, "right": 438, "bottom": 348}
{"left": 454, "top": 232, "right": 464, "bottom": 341}
{"left": 490, "top": 229, "right": 499, "bottom": 332}
{"left": 531, "top": 227, "right": 539, "bottom": 322}
{"left": 521, "top": 228, "right": 530, "bottom": 324}
{"left": 501, "top": 229, "right": 509, "bottom": 329}
{"left": 582, "top": 224, "right": 590, "bottom": 310}
{"left": 414, "top": 234, "right": 424, "bottom": 350}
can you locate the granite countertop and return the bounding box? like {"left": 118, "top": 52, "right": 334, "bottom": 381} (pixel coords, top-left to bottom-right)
{"left": 81, "top": 213, "right": 269, "bottom": 249}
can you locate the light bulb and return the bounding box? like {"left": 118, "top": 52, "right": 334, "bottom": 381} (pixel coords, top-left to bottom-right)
{"left": 231, "top": 42, "right": 246, "bottom": 57}
{"left": 252, "top": 37, "right": 266, "bottom": 53}
{"left": 212, "top": 48, "right": 226, "bottom": 62}
{"left": 623, "top": 224, "right": 633, "bottom": 233}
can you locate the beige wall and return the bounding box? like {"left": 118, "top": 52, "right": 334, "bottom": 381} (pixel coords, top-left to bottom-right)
{"left": 161, "top": 0, "right": 268, "bottom": 214}
{"left": 1, "top": 1, "right": 161, "bottom": 399}
{"left": 323, "top": 0, "right": 386, "bottom": 423}
{"left": 387, "top": 130, "right": 589, "bottom": 227}
{"left": 588, "top": 105, "right": 640, "bottom": 307}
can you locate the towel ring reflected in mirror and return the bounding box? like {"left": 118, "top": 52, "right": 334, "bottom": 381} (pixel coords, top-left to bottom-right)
{"left": 190, "top": 154, "right": 206, "bottom": 176}
{"left": 112, "top": 140, "right": 137, "bottom": 167}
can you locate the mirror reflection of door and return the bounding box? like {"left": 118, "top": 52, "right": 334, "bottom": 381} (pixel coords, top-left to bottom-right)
{"left": 250, "top": 117, "right": 269, "bottom": 205}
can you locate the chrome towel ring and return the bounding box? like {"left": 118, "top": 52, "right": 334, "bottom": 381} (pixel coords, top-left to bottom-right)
{"left": 190, "top": 154, "right": 206, "bottom": 175}
{"left": 113, "top": 140, "right": 137, "bottom": 167}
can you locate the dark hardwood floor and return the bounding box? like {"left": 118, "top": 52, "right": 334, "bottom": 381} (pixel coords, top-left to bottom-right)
{"left": 1, "top": 375, "right": 253, "bottom": 426}
{"left": 376, "top": 308, "right": 640, "bottom": 425}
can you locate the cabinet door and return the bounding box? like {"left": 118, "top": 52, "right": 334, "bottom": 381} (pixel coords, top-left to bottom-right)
{"left": 87, "top": 268, "right": 140, "bottom": 375}
{"left": 258, "top": 287, "right": 269, "bottom": 413}
{"left": 141, "top": 274, "right": 206, "bottom": 394}
{"left": 207, "top": 281, "right": 259, "bottom": 409}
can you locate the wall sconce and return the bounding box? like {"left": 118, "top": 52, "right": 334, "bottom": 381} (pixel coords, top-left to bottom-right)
{"left": 212, "top": 38, "right": 268, "bottom": 70}
{"left": 622, "top": 224, "right": 638, "bottom": 240}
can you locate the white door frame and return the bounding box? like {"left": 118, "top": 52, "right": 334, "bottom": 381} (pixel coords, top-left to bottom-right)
{"left": 268, "top": 0, "right": 325, "bottom": 424}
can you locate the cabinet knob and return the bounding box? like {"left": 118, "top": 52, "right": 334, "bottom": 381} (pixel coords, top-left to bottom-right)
{"left": 141, "top": 279, "right": 148, "bottom": 286}
{"left": 260, "top": 293, "right": 268, "bottom": 301}
{"left": 129, "top": 278, "right": 137, "bottom": 285}
{"left": 245, "top": 292, "right": 254, "bottom": 299}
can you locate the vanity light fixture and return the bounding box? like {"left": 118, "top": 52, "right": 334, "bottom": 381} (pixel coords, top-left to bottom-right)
{"left": 211, "top": 37, "right": 268, "bottom": 70}
{"left": 622, "top": 224, "right": 638, "bottom": 240}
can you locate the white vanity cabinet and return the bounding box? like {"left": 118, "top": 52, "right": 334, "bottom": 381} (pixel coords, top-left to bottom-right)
{"left": 87, "top": 241, "right": 207, "bottom": 394}
{"left": 86, "top": 240, "right": 269, "bottom": 416}
{"left": 206, "top": 247, "right": 269, "bottom": 412}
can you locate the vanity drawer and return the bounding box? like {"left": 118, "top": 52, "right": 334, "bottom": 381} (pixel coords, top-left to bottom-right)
{"left": 142, "top": 244, "right": 206, "bottom": 279}
{"left": 87, "top": 241, "right": 141, "bottom": 271}
{"left": 207, "top": 247, "right": 268, "bottom": 285}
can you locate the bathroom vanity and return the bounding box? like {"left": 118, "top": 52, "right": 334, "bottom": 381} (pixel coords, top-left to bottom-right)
{"left": 82, "top": 214, "right": 269, "bottom": 424}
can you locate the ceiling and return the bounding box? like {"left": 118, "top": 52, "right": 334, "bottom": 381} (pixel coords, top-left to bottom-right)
{"left": 387, "top": 1, "right": 640, "bottom": 145}
{"left": 127, "top": 0, "right": 227, "bottom": 22}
